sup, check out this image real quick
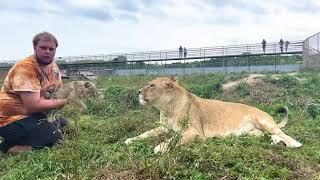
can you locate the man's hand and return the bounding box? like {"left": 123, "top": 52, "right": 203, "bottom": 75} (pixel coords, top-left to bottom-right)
{"left": 19, "top": 91, "right": 67, "bottom": 114}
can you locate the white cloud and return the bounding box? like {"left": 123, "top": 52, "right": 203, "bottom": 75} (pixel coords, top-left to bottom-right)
{"left": 0, "top": 0, "right": 319, "bottom": 61}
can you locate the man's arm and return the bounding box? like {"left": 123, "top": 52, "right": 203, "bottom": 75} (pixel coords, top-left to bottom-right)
{"left": 20, "top": 91, "right": 67, "bottom": 114}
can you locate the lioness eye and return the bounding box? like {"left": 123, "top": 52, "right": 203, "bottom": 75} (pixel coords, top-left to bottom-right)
{"left": 150, "top": 84, "right": 155, "bottom": 87}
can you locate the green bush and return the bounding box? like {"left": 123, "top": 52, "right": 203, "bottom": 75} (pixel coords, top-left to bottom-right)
{"left": 235, "top": 82, "right": 250, "bottom": 97}
{"left": 306, "top": 102, "right": 320, "bottom": 120}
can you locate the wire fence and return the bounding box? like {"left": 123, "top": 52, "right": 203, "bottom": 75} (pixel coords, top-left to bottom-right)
{"left": 303, "top": 32, "right": 320, "bottom": 68}
{"left": 56, "top": 41, "right": 303, "bottom": 76}
{"left": 54, "top": 41, "right": 302, "bottom": 63}
{"left": 0, "top": 40, "right": 303, "bottom": 76}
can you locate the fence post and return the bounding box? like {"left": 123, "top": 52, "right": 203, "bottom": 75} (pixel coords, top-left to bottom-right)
{"left": 274, "top": 43, "right": 277, "bottom": 73}
{"left": 165, "top": 52, "right": 168, "bottom": 75}
{"left": 225, "top": 48, "right": 228, "bottom": 74}
{"left": 246, "top": 45, "right": 250, "bottom": 73}
{"left": 183, "top": 54, "right": 186, "bottom": 75}
{"left": 203, "top": 50, "right": 206, "bottom": 74}
{"left": 317, "top": 33, "right": 319, "bottom": 53}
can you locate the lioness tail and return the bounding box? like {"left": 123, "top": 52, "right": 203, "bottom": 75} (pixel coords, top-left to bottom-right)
{"left": 277, "top": 106, "right": 288, "bottom": 128}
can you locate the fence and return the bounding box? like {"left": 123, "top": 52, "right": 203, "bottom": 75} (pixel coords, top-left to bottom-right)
{"left": 0, "top": 41, "right": 303, "bottom": 76}
{"left": 303, "top": 32, "right": 320, "bottom": 68}
{"left": 55, "top": 41, "right": 302, "bottom": 63}
{"left": 57, "top": 41, "right": 303, "bottom": 76}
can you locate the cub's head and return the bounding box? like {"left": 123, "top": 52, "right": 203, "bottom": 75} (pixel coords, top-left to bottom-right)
{"left": 53, "top": 81, "right": 98, "bottom": 99}
{"left": 139, "top": 77, "right": 178, "bottom": 106}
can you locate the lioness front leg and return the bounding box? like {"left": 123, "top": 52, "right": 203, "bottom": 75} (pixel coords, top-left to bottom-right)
{"left": 154, "top": 129, "right": 199, "bottom": 154}
{"left": 178, "top": 129, "right": 200, "bottom": 146}
{"left": 125, "top": 127, "right": 166, "bottom": 145}
{"left": 154, "top": 138, "right": 172, "bottom": 154}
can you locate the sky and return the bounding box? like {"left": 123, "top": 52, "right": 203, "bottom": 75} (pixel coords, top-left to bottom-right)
{"left": 0, "top": 0, "right": 320, "bottom": 61}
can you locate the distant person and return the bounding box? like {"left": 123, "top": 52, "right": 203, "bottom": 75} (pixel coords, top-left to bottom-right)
{"left": 179, "top": 45, "right": 183, "bottom": 58}
{"left": 285, "top": 40, "right": 290, "bottom": 53}
{"left": 279, "top": 39, "right": 284, "bottom": 53}
{"left": 262, "top": 39, "right": 266, "bottom": 54}
{"left": 183, "top": 47, "right": 187, "bottom": 58}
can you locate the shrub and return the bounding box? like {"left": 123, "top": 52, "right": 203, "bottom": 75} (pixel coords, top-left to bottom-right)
{"left": 306, "top": 102, "right": 320, "bottom": 120}
{"left": 235, "top": 82, "right": 250, "bottom": 97}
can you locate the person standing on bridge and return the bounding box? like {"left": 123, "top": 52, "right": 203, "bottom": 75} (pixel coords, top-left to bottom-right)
{"left": 285, "top": 40, "right": 290, "bottom": 53}
{"left": 183, "top": 47, "right": 187, "bottom": 58}
{"left": 262, "top": 39, "right": 266, "bottom": 54}
{"left": 179, "top": 45, "right": 183, "bottom": 58}
{"left": 279, "top": 39, "right": 284, "bottom": 53}
{"left": 0, "top": 31, "right": 69, "bottom": 154}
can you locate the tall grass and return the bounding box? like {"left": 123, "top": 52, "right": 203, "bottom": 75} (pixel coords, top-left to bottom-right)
{"left": 0, "top": 72, "right": 319, "bottom": 179}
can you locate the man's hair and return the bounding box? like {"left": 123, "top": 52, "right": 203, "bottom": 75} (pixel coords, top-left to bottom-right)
{"left": 32, "top": 31, "right": 58, "bottom": 48}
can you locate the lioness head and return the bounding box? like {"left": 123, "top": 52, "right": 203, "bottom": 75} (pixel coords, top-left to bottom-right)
{"left": 139, "top": 77, "right": 178, "bottom": 106}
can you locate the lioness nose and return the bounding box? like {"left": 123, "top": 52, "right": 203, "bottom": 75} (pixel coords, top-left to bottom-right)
{"left": 138, "top": 89, "right": 141, "bottom": 94}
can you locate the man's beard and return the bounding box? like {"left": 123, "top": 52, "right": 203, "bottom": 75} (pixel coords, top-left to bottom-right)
{"left": 37, "top": 58, "right": 53, "bottom": 65}
{"left": 35, "top": 53, "right": 54, "bottom": 65}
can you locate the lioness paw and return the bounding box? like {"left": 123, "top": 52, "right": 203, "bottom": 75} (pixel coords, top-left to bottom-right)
{"left": 288, "top": 141, "right": 302, "bottom": 148}
{"left": 154, "top": 143, "right": 168, "bottom": 154}
{"left": 124, "top": 138, "right": 134, "bottom": 145}
{"left": 271, "top": 135, "right": 282, "bottom": 145}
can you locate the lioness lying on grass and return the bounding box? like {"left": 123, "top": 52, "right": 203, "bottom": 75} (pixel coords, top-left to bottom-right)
{"left": 125, "top": 77, "right": 302, "bottom": 154}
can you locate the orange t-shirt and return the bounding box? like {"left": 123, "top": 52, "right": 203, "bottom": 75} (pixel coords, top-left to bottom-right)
{"left": 0, "top": 55, "right": 62, "bottom": 127}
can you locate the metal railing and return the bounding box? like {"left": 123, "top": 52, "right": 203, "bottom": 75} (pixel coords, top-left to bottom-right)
{"left": 0, "top": 40, "right": 303, "bottom": 76}
{"left": 53, "top": 41, "right": 302, "bottom": 63}
{"left": 303, "top": 32, "right": 320, "bottom": 68}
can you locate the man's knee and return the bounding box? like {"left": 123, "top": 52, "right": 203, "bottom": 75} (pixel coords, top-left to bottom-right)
{"left": 27, "top": 121, "right": 63, "bottom": 148}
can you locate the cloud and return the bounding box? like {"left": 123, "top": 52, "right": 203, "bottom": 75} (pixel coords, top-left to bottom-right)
{"left": 0, "top": 0, "right": 320, "bottom": 61}
{"left": 74, "top": 8, "right": 113, "bottom": 21}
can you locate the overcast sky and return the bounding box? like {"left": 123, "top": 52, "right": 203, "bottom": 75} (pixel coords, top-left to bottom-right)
{"left": 0, "top": 0, "right": 319, "bottom": 61}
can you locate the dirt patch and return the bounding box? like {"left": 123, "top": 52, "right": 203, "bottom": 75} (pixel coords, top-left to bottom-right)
{"left": 265, "top": 151, "right": 320, "bottom": 179}
{"left": 222, "top": 74, "right": 264, "bottom": 90}
{"left": 222, "top": 73, "right": 305, "bottom": 90}
{"left": 221, "top": 77, "right": 312, "bottom": 108}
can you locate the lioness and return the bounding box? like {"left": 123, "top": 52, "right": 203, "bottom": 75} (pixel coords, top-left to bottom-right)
{"left": 125, "top": 77, "right": 302, "bottom": 154}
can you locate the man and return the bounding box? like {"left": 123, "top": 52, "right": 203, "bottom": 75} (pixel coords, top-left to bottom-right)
{"left": 0, "top": 32, "right": 68, "bottom": 154}
{"left": 285, "top": 40, "right": 290, "bottom": 53}
{"left": 179, "top": 45, "right": 183, "bottom": 58}
{"left": 262, "top": 39, "right": 266, "bottom": 54}
{"left": 279, "top": 39, "right": 284, "bottom": 53}
{"left": 183, "top": 47, "right": 187, "bottom": 58}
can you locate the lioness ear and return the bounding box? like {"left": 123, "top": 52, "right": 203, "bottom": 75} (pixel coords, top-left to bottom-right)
{"left": 169, "top": 77, "right": 177, "bottom": 82}
{"left": 166, "top": 81, "right": 174, "bottom": 88}
{"left": 85, "top": 81, "right": 92, "bottom": 88}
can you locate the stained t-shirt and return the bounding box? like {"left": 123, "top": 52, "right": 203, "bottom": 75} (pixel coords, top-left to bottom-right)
{"left": 0, "top": 55, "right": 62, "bottom": 127}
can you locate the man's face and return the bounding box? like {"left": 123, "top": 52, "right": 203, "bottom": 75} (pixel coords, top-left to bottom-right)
{"left": 34, "top": 38, "right": 56, "bottom": 65}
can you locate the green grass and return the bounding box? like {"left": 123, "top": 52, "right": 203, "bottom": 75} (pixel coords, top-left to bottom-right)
{"left": 0, "top": 72, "right": 320, "bottom": 179}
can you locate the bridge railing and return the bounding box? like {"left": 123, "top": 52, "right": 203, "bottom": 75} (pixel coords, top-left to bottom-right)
{"left": 0, "top": 40, "right": 304, "bottom": 75}
{"left": 0, "top": 41, "right": 302, "bottom": 65}
{"left": 53, "top": 40, "right": 302, "bottom": 63}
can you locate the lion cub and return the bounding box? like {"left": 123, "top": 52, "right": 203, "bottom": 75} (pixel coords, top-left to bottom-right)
{"left": 44, "top": 81, "right": 98, "bottom": 115}
{"left": 45, "top": 81, "right": 98, "bottom": 100}
{"left": 125, "top": 77, "right": 302, "bottom": 154}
